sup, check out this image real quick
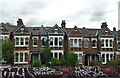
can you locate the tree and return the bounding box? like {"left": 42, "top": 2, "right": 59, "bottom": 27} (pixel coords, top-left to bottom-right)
{"left": 42, "top": 40, "right": 51, "bottom": 65}
{"left": 2, "top": 39, "right": 14, "bottom": 65}
{"left": 66, "top": 52, "right": 78, "bottom": 66}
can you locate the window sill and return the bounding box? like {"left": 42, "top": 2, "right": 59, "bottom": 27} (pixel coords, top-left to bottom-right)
{"left": 15, "top": 45, "right": 28, "bottom": 47}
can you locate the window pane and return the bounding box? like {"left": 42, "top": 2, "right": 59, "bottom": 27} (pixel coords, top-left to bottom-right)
{"left": 102, "top": 39, "right": 104, "bottom": 47}
{"left": 59, "top": 37, "right": 62, "bottom": 46}
{"left": 42, "top": 38, "right": 46, "bottom": 46}
{"left": 106, "top": 40, "right": 108, "bottom": 47}
{"left": 15, "top": 53, "right": 18, "bottom": 62}
{"left": 50, "top": 37, "right": 53, "bottom": 46}
{"left": 79, "top": 39, "right": 82, "bottom": 47}
{"left": 106, "top": 54, "right": 109, "bottom": 61}
{"left": 33, "top": 38, "right": 37, "bottom": 45}
{"left": 92, "top": 40, "right": 96, "bottom": 47}
{"left": 20, "top": 53, "right": 23, "bottom": 62}
{"left": 70, "top": 39, "right": 73, "bottom": 47}
{"left": 25, "top": 37, "right": 29, "bottom": 45}
{"left": 84, "top": 39, "right": 88, "bottom": 48}
{"left": 25, "top": 53, "right": 28, "bottom": 62}
{"left": 59, "top": 53, "right": 62, "bottom": 59}
{"left": 55, "top": 52, "right": 57, "bottom": 58}
{"left": 110, "top": 54, "right": 113, "bottom": 60}
{"left": 110, "top": 40, "right": 112, "bottom": 47}
{"left": 74, "top": 39, "right": 77, "bottom": 47}
{"left": 55, "top": 38, "right": 58, "bottom": 46}
{"left": 118, "top": 42, "right": 120, "bottom": 49}
{"left": 102, "top": 54, "right": 105, "bottom": 62}
{"left": 16, "top": 37, "right": 19, "bottom": 45}
{"left": 20, "top": 37, "right": 24, "bottom": 45}
{"left": 79, "top": 54, "right": 82, "bottom": 63}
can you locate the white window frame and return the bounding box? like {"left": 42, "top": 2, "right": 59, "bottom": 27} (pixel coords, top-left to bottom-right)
{"left": 69, "top": 37, "right": 82, "bottom": 48}
{"left": 49, "top": 36, "right": 63, "bottom": 47}
{"left": 14, "top": 51, "right": 29, "bottom": 64}
{"left": 84, "top": 38, "right": 88, "bottom": 48}
{"left": 91, "top": 38, "right": 97, "bottom": 48}
{"left": 0, "top": 35, "right": 9, "bottom": 40}
{"left": 41, "top": 36, "right": 47, "bottom": 47}
{"left": 32, "top": 37, "right": 38, "bottom": 47}
{"left": 14, "top": 36, "right": 29, "bottom": 47}
{"left": 101, "top": 52, "right": 114, "bottom": 64}
{"left": 51, "top": 50, "right": 64, "bottom": 59}
{"left": 101, "top": 38, "right": 113, "bottom": 48}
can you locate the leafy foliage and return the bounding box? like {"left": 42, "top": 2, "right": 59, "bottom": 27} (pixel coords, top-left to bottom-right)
{"left": 42, "top": 40, "right": 51, "bottom": 65}
{"left": 106, "top": 60, "right": 120, "bottom": 65}
{"left": 50, "top": 58, "right": 62, "bottom": 66}
{"left": 2, "top": 39, "right": 14, "bottom": 64}
{"left": 66, "top": 52, "right": 78, "bottom": 66}
{"left": 91, "top": 60, "right": 100, "bottom": 66}
{"left": 32, "top": 60, "right": 41, "bottom": 67}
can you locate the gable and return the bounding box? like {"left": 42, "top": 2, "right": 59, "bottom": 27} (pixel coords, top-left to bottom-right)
{"left": 14, "top": 25, "right": 30, "bottom": 34}
{"left": 99, "top": 27, "right": 114, "bottom": 37}
{"left": 48, "top": 24, "right": 64, "bottom": 35}
{"left": 0, "top": 23, "right": 10, "bottom": 34}
{"left": 68, "top": 26, "right": 83, "bottom": 37}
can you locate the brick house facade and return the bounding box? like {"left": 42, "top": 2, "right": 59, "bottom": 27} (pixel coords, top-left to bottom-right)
{"left": 0, "top": 19, "right": 120, "bottom": 66}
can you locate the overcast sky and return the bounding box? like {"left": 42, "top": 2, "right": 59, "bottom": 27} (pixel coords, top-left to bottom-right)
{"left": 0, "top": 0, "right": 119, "bottom": 30}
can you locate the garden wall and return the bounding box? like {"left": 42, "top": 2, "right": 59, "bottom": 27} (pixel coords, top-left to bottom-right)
{"left": 0, "top": 66, "right": 120, "bottom": 78}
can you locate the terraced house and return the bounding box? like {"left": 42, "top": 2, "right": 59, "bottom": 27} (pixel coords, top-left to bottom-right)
{"left": 0, "top": 19, "right": 120, "bottom": 66}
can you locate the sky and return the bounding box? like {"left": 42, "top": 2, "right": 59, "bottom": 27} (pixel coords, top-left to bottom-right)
{"left": 0, "top": 0, "right": 120, "bottom": 30}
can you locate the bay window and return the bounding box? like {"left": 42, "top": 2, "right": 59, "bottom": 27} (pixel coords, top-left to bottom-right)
{"left": 15, "top": 36, "right": 29, "bottom": 46}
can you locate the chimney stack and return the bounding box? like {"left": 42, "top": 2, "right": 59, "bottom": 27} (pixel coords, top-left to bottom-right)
{"left": 61, "top": 20, "right": 66, "bottom": 28}
{"left": 113, "top": 27, "right": 116, "bottom": 31}
{"left": 101, "top": 22, "right": 108, "bottom": 29}
{"left": 17, "top": 18, "right": 23, "bottom": 26}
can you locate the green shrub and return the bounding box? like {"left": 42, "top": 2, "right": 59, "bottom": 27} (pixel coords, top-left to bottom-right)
{"left": 32, "top": 60, "right": 41, "bottom": 67}
{"left": 61, "top": 59, "right": 68, "bottom": 66}
{"left": 91, "top": 60, "right": 100, "bottom": 66}
{"left": 50, "top": 58, "right": 62, "bottom": 66}
{"left": 66, "top": 52, "right": 78, "bottom": 66}
{"left": 106, "top": 60, "right": 119, "bottom": 65}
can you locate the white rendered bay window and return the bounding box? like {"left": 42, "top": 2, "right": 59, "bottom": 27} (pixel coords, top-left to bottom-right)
{"left": 15, "top": 36, "right": 29, "bottom": 47}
